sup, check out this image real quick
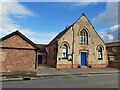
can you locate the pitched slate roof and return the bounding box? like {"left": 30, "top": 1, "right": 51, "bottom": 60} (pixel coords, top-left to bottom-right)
{"left": 48, "top": 13, "right": 105, "bottom": 45}
{"left": 48, "top": 24, "right": 73, "bottom": 45}
{"left": 48, "top": 13, "right": 87, "bottom": 45}
{"left": 0, "top": 30, "right": 39, "bottom": 49}
{"left": 36, "top": 44, "right": 48, "bottom": 52}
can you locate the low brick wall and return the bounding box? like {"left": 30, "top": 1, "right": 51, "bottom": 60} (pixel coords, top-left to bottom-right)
{"left": 56, "top": 64, "right": 108, "bottom": 68}
{"left": 56, "top": 64, "right": 81, "bottom": 68}
{"left": 56, "top": 64, "right": 72, "bottom": 68}
{"left": 90, "top": 64, "right": 108, "bottom": 68}
{"left": 109, "top": 61, "right": 120, "bottom": 69}
{"left": 72, "top": 64, "right": 81, "bottom": 68}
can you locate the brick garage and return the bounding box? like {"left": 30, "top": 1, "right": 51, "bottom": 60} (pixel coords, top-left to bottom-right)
{"left": 1, "top": 49, "right": 36, "bottom": 71}
{"left": 0, "top": 31, "right": 38, "bottom": 75}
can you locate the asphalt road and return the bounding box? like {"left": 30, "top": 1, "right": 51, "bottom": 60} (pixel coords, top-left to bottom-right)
{"left": 2, "top": 74, "right": 119, "bottom": 88}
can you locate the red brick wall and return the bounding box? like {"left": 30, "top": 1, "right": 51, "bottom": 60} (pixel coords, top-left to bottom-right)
{"left": 37, "top": 52, "right": 47, "bottom": 65}
{"left": 0, "top": 34, "right": 37, "bottom": 72}
{"left": 47, "top": 44, "right": 57, "bottom": 67}
{"left": 88, "top": 64, "right": 107, "bottom": 68}
{"left": 56, "top": 64, "right": 80, "bottom": 68}
{"left": 109, "top": 61, "right": 120, "bottom": 69}
{"left": 42, "top": 55, "right": 46, "bottom": 64}
{"left": 0, "top": 35, "right": 35, "bottom": 49}
{"left": 1, "top": 49, "right": 36, "bottom": 71}
{"left": 46, "top": 59, "right": 56, "bottom": 67}
{"left": 56, "top": 63, "right": 108, "bottom": 68}
{"left": 56, "top": 64, "right": 72, "bottom": 68}
{"left": 72, "top": 64, "right": 81, "bottom": 68}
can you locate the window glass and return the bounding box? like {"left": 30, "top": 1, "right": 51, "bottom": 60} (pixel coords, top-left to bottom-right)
{"left": 98, "top": 47, "right": 103, "bottom": 60}
{"left": 62, "top": 44, "right": 68, "bottom": 58}
{"left": 80, "top": 29, "right": 88, "bottom": 44}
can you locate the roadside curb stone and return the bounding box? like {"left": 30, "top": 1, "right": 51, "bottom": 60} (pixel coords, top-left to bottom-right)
{"left": 1, "top": 71, "right": 119, "bottom": 81}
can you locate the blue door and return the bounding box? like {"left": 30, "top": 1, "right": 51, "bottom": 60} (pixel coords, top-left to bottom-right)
{"left": 38, "top": 55, "right": 42, "bottom": 64}
{"left": 81, "top": 52, "right": 86, "bottom": 66}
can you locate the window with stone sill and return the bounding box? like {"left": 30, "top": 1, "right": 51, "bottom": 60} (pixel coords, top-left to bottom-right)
{"left": 62, "top": 44, "right": 68, "bottom": 59}
{"left": 98, "top": 47, "right": 103, "bottom": 60}
{"left": 80, "top": 29, "right": 88, "bottom": 44}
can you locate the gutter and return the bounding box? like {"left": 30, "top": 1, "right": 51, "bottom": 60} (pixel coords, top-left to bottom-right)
{"left": 55, "top": 39, "right": 58, "bottom": 68}
{"left": 72, "top": 26, "right": 74, "bottom": 68}
{"left": 35, "top": 49, "right": 38, "bottom": 69}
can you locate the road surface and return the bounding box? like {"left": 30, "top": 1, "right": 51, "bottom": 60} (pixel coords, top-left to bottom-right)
{"left": 2, "top": 74, "right": 119, "bottom": 88}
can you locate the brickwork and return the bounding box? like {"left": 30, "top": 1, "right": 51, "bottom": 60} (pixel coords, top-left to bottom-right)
{"left": 56, "top": 64, "right": 72, "bottom": 68}
{"left": 0, "top": 14, "right": 109, "bottom": 71}
{"left": 0, "top": 35, "right": 35, "bottom": 49}
{"left": 88, "top": 64, "right": 107, "bottom": 68}
{"left": 109, "top": 61, "right": 120, "bottom": 69}
{"left": 106, "top": 42, "right": 120, "bottom": 68}
{"left": 57, "top": 28, "right": 73, "bottom": 67}
{"left": 0, "top": 33, "right": 37, "bottom": 73}
{"left": 37, "top": 52, "right": 47, "bottom": 65}
{"left": 47, "top": 44, "right": 57, "bottom": 67}
{"left": 42, "top": 55, "right": 46, "bottom": 64}
{"left": 72, "top": 64, "right": 81, "bottom": 68}
{"left": 48, "top": 14, "right": 108, "bottom": 68}
{"left": 46, "top": 59, "right": 56, "bottom": 67}
{"left": 106, "top": 42, "right": 120, "bottom": 61}
{"left": 1, "top": 48, "right": 36, "bottom": 72}
{"left": 56, "top": 64, "right": 80, "bottom": 68}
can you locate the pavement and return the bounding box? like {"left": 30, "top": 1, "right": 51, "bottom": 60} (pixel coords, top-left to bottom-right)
{"left": 36, "top": 65, "right": 119, "bottom": 75}
{"left": 1, "top": 64, "right": 119, "bottom": 81}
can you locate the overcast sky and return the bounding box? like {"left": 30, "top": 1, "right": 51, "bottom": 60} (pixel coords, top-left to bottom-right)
{"left": 0, "top": 0, "right": 119, "bottom": 44}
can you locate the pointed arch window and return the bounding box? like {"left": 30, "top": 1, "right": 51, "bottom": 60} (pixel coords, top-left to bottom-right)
{"left": 98, "top": 47, "right": 103, "bottom": 60}
{"left": 62, "top": 44, "right": 68, "bottom": 59}
{"left": 80, "top": 29, "right": 88, "bottom": 44}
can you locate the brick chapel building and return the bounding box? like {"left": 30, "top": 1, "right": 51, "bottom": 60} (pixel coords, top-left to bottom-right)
{"left": 0, "top": 13, "right": 108, "bottom": 74}
{"left": 47, "top": 13, "right": 108, "bottom": 68}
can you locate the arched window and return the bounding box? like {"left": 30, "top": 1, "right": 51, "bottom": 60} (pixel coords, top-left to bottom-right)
{"left": 62, "top": 44, "right": 68, "bottom": 59}
{"left": 80, "top": 29, "right": 88, "bottom": 44}
{"left": 98, "top": 47, "right": 103, "bottom": 60}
